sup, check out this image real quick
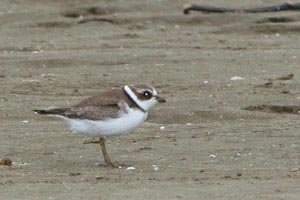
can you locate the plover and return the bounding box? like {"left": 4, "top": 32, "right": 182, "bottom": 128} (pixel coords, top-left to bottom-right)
{"left": 33, "top": 83, "right": 166, "bottom": 167}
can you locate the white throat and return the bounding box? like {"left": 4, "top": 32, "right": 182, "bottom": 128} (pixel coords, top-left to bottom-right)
{"left": 124, "top": 85, "right": 154, "bottom": 112}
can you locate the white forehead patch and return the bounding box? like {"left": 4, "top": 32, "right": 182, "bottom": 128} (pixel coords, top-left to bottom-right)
{"left": 124, "top": 85, "right": 157, "bottom": 111}
{"left": 152, "top": 87, "right": 158, "bottom": 96}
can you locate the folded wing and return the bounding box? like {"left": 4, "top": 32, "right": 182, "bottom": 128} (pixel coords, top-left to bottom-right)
{"left": 33, "top": 89, "right": 128, "bottom": 120}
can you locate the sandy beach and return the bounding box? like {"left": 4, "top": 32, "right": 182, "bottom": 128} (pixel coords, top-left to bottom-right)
{"left": 1, "top": 0, "right": 300, "bottom": 199}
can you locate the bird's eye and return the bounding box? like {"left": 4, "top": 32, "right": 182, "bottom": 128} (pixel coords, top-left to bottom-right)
{"left": 143, "top": 91, "right": 152, "bottom": 98}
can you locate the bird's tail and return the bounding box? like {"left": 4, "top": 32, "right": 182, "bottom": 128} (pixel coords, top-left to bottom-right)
{"left": 32, "top": 108, "right": 66, "bottom": 115}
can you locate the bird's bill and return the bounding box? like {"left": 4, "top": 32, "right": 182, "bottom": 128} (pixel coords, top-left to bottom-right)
{"left": 155, "top": 96, "right": 166, "bottom": 103}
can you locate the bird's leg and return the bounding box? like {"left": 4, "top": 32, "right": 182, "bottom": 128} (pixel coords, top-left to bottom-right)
{"left": 99, "top": 137, "right": 117, "bottom": 168}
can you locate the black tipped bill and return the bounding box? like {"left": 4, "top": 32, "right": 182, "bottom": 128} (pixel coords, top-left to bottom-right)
{"left": 155, "top": 96, "right": 166, "bottom": 103}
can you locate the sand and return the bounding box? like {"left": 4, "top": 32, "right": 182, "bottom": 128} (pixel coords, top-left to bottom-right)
{"left": 0, "top": 0, "right": 300, "bottom": 199}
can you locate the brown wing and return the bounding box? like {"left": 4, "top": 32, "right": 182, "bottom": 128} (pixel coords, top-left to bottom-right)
{"left": 34, "top": 88, "right": 133, "bottom": 120}
{"left": 33, "top": 105, "right": 119, "bottom": 120}
{"left": 62, "top": 104, "right": 120, "bottom": 120}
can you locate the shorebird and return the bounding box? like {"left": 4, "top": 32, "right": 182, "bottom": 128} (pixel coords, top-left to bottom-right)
{"left": 33, "top": 83, "right": 166, "bottom": 167}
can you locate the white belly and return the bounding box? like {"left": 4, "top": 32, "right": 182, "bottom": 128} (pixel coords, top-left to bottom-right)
{"left": 56, "top": 109, "right": 148, "bottom": 137}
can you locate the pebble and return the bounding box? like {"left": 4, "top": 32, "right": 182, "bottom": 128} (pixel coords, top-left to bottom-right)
{"left": 230, "top": 76, "right": 245, "bottom": 81}
{"left": 126, "top": 166, "right": 136, "bottom": 170}
{"left": 152, "top": 165, "right": 159, "bottom": 171}
{"left": 290, "top": 168, "right": 299, "bottom": 172}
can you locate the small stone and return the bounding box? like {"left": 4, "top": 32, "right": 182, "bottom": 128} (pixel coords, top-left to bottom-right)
{"left": 69, "top": 172, "right": 81, "bottom": 176}
{"left": 152, "top": 164, "right": 159, "bottom": 171}
{"left": 290, "top": 168, "right": 299, "bottom": 172}
{"left": 126, "top": 166, "right": 136, "bottom": 170}
{"left": 230, "top": 76, "right": 245, "bottom": 81}
{"left": 0, "top": 158, "right": 13, "bottom": 167}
